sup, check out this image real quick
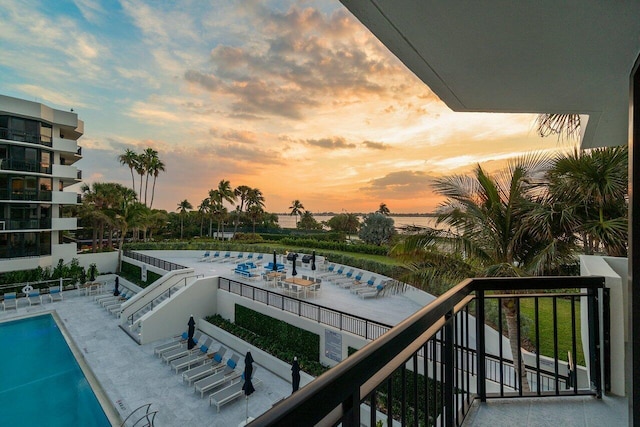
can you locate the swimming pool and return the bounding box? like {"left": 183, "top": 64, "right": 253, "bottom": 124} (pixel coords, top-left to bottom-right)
{"left": 0, "top": 314, "right": 111, "bottom": 426}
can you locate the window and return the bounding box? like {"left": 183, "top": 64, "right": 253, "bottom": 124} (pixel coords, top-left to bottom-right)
{"left": 40, "top": 151, "right": 51, "bottom": 172}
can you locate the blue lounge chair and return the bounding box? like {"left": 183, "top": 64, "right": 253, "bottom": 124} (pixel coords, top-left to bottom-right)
{"left": 27, "top": 290, "right": 42, "bottom": 306}
{"left": 2, "top": 292, "right": 17, "bottom": 310}
{"left": 170, "top": 338, "right": 213, "bottom": 372}
{"left": 194, "top": 354, "right": 240, "bottom": 397}
{"left": 47, "top": 286, "right": 63, "bottom": 302}
{"left": 182, "top": 347, "right": 228, "bottom": 385}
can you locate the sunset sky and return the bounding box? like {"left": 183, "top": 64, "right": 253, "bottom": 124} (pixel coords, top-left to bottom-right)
{"left": 0, "top": 0, "right": 566, "bottom": 213}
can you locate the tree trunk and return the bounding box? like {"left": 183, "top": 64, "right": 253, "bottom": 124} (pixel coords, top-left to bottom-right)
{"left": 150, "top": 177, "right": 157, "bottom": 208}
{"left": 91, "top": 222, "right": 98, "bottom": 253}
{"left": 502, "top": 298, "right": 530, "bottom": 392}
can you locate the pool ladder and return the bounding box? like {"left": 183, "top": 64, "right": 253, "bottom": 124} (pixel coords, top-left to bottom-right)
{"left": 120, "top": 403, "right": 157, "bottom": 427}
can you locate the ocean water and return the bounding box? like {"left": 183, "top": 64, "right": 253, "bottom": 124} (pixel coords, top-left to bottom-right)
{"left": 277, "top": 214, "right": 438, "bottom": 230}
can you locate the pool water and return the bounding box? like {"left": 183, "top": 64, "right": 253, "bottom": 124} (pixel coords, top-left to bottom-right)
{"left": 0, "top": 314, "right": 110, "bottom": 426}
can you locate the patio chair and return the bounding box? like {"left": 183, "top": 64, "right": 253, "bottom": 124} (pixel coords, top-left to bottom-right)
{"left": 182, "top": 347, "right": 228, "bottom": 385}
{"left": 162, "top": 334, "right": 208, "bottom": 363}
{"left": 47, "top": 286, "right": 63, "bottom": 302}
{"left": 156, "top": 332, "right": 203, "bottom": 357}
{"left": 194, "top": 354, "right": 241, "bottom": 397}
{"left": 154, "top": 331, "right": 189, "bottom": 355}
{"left": 1, "top": 292, "right": 17, "bottom": 311}
{"left": 208, "top": 251, "right": 221, "bottom": 262}
{"left": 27, "top": 289, "right": 42, "bottom": 306}
{"left": 198, "top": 251, "right": 211, "bottom": 262}
{"left": 338, "top": 271, "right": 364, "bottom": 289}
{"left": 308, "top": 283, "right": 321, "bottom": 298}
{"left": 351, "top": 277, "right": 377, "bottom": 294}
{"left": 170, "top": 338, "right": 214, "bottom": 373}
{"left": 209, "top": 375, "right": 262, "bottom": 412}
{"left": 359, "top": 284, "right": 385, "bottom": 299}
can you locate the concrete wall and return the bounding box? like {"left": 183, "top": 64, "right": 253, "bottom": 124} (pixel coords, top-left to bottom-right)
{"left": 136, "top": 276, "right": 218, "bottom": 344}
{"left": 580, "top": 255, "right": 627, "bottom": 396}
{"left": 215, "top": 289, "right": 370, "bottom": 367}
{"left": 77, "top": 252, "right": 119, "bottom": 275}
{"left": 198, "top": 321, "right": 315, "bottom": 392}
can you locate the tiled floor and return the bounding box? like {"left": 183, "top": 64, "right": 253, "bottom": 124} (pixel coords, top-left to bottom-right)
{"left": 463, "top": 395, "right": 628, "bottom": 426}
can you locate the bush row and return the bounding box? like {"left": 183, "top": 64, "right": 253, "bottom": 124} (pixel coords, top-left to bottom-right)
{"left": 278, "top": 237, "right": 389, "bottom": 255}
{"left": 205, "top": 312, "right": 329, "bottom": 377}
{"left": 0, "top": 258, "right": 86, "bottom": 289}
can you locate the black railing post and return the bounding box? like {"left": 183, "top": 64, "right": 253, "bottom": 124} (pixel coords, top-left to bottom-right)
{"left": 602, "top": 287, "right": 611, "bottom": 394}
{"left": 444, "top": 311, "right": 455, "bottom": 427}
{"left": 587, "top": 287, "right": 602, "bottom": 398}
{"left": 476, "top": 290, "right": 487, "bottom": 401}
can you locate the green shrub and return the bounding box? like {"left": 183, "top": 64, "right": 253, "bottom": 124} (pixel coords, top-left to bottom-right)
{"left": 205, "top": 312, "right": 328, "bottom": 377}
{"left": 0, "top": 258, "right": 85, "bottom": 290}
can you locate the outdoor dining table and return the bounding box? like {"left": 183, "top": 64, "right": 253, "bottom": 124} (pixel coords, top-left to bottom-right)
{"left": 265, "top": 271, "right": 284, "bottom": 287}
{"left": 284, "top": 277, "right": 315, "bottom": 298}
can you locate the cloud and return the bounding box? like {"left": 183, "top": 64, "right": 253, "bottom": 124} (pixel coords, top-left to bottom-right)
{"left": 362, "top": 140, "right": 390, "bottom": 150}
{"left": 305, "top": 137, "right": 356, "bottom": 149}
{"left": 73, "top": 0, "right": 106, "bottom": 24}
{"left": 361, "top": 171, "right": 436, "bottom": 198}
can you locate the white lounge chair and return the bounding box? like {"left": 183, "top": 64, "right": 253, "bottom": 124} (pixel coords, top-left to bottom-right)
{"left": 161, "top": 335, "right": 206, "bottom": 363}
{"left": 198, "top": 251, "right": 211, "bottom": 262}
{"left": 156, "top": 332, "right": 203, "bottom": 357}
{"left": 182, "top": 347, "right": 228, "bottom": 385}
{"left": 194, "top": 354, "right": 240, "bottom": 398}
{"left": 170, "top": 338, "right": 214, "bottom": 373}
{"left": 209, "top": 377, "right": 262, "bottom": 413}
{"left": 153, "top": 332, "right": 190, "bottom": 355}
{"left": 2, "top": 292, "right": 17, "bottom": 310}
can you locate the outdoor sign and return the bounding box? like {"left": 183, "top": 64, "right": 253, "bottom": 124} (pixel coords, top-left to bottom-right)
{"left": 325, "top": 329, "right": 342, "bottom": 362}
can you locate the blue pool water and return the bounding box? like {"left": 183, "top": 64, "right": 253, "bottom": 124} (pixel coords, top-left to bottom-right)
{"left": 0, "top": 314, "right": 110, "bottom": 426}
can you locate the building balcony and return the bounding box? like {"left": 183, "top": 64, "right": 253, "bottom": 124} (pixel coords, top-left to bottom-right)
{"left": 253, "top": 276, "right": 611, "bottom": 426}
{"left": 52, "top": 136, "right": 79, "bottom": 154}
{"left": 0, "top": 127, "right": 52, "bottom": 147}
{"left": 0, "top": 189, "right": 52, "bottom": 202}
{"left": 52, "top": 164, "right": 79, "bottom": 180}
{"left": 51, "top": 217, "right": 77, "bottom": 231}
{"left": 51, "top": 191, "right": 79, "bottom": 205}
{"left": 0, "top": 158, "right": 51, "bottom": 174}
{"left": 0, "top": 218, "right": 51, "bottom": 231}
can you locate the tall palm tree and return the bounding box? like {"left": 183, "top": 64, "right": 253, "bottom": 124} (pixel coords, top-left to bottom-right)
{"left": 289, "top": 200, "right": 305, "bottom": 227}
{"left": 197, "top": 198, "right": 212, "bottom": 237}
{"left": 176, "top": 199, "right": 193, "bottom": 239}
{"left": 247, "top": 205, "right": 265, "bottom": 233}
{"left": 148, "top": 155, "right": 166, "bottom": 209}
{"left": 140, "top": 148, "right": 158, "bottom": 206}
{"left": 547, "top": 146, "right": 628, "bottom": 256}
{"left": 233, "top": 185, "right": 252, "bottom": 234}
{"left": 117, "top": 148, "right": 139, "bottom": 195}
{"left": 215, "top": 180, "right": 236, "bottom": 238}
{"left": 392, "top": 155, "right": 574, "bottom": 392}
{"left": 377, "top": 202, "right": 391, "bottom": 215}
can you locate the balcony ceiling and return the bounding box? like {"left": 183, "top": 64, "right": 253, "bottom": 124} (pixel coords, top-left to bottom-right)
{"left": 340, "top": 0, "right": 640, "bottom": 148}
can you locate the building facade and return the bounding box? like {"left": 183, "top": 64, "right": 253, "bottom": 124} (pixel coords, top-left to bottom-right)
{"left": 0, "top": 95, "right": 82, "bottom": 272}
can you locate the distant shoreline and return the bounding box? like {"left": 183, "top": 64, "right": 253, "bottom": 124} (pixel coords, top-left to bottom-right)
{"left": 275, "top": 212, "right": 438, "bottom": 217}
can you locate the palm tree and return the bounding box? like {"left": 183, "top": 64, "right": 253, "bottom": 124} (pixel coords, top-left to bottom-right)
{"left": 140, "top": 148, "right": 158, "bottom": 206}
{"left": 547, "top": 147, "right": 628, "bottom": 256}
{"left": 176, "top": 199, "right": 193, "bottom": 239}
{"left": 117, "top": 148, "right": 139, "bottom": 196}
{"left": 233, "top": 185, "right": 252, "bottom": 233}
{"left": 247, "top": 205, "right": 265, "bottom": 233}
{"left": 197, "top": 198, "right": 211, "bottom": 237}
{"left": 535, "top": 114, "right": 581, "bottom": 140}
{"left": 214, "top": 180, "right": 236, "bottom": 238}
{"left": 289, "top": 200, "right": 305, "bottom": 227}
{"left": 377, "top": 202, "right": 391, "bottom": 215}
{"left": 148, "top": 155, "right": 166, "bottom": 209}
{"left": 392, "top": 155, "right": 575, "bottom": 392}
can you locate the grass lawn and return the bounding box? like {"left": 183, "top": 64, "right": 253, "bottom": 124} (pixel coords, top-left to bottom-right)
{"left": 265, "top": 243, "right": 404, "bottom": 266}
{"left": 519, "top": 297, "right": 585, "bottom": 366}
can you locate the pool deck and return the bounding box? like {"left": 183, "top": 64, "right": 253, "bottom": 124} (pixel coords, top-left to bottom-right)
{"left": 0, "top": 252, "right": 431, "bottom": 426}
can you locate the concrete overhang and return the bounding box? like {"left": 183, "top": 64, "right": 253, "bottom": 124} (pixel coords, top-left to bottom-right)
{"left": 340, "top": 1, "right": 640, "bottom": 148}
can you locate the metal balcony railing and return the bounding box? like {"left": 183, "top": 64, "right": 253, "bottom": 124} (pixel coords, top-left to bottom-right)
{"left": 0, "top": 127, "right": 52, "bottom": 147}
{"left": 0, "top": 189, "right": 52, "bottom": 202}
{"left": 122, "top": 250, "right": 187, "bottom": 271}
{"left": 250, "top": 276, "right": 608, "bottom": 427}
{"left": 0, "top": 158, "right": 52, "bottom": 174}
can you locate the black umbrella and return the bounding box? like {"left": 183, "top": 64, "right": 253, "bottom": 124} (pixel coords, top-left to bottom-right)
{"left": 242, "top": 352, "right": 256, "bottom": 423}
{"left": 311, "top": 251, "right": 316, "bottom": 281}
{"left": 291, "top": 253, "right": 298, "bottom": 277}
{"left": 291, "top": 357, "right": 301, "bottom": 393}
{"left": 187, "top": 315, "right": 196, "bottom": 350}
{"left": 272, "top": 251, "right": 278, "bottom": 272}
{"left": 113, "top": 276, "right": 120, "bottom": 296}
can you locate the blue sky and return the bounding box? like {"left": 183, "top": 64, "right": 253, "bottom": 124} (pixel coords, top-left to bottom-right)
{"left": 0, "top": 0, "right": 564, "bottom": 213}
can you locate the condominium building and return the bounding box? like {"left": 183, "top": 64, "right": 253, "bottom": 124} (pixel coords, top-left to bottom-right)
{"left": 0, "top": 94, "right": 82, "bottom": 272}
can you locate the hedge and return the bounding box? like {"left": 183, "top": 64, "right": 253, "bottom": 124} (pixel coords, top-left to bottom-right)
{"left": 119, "top": 261, "right": 162, "bottom": 288}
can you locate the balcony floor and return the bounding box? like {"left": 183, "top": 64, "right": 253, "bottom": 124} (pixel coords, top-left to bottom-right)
{"left": 463, "top": 395, "right": 628, "bottom": 426}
